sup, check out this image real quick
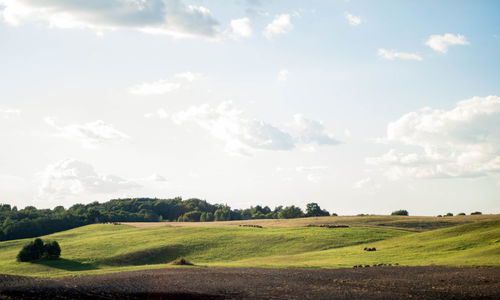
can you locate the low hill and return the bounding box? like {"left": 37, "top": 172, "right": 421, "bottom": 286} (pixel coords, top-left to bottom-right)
{"left": 0, "top": 215, "right": 498, "bottom": 277}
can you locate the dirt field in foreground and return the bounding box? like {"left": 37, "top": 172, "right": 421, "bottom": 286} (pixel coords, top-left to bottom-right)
{"left": 0, "top": 266, "right": 499, "bottom": 299}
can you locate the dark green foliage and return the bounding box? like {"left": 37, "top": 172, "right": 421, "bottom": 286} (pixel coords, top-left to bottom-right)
{"left": 458, "top": 213, "right": 466, "bottom": 216}
{"left": 44, "top": 241, "right": 61, "bottom": 259}
{"left": 17, "top": 238, "right": 61, "bottom": 262}
{"left": 278, "top": 206, "right": 304, "bottom": 219}
{"left": 445, "top": 212, "right": 454, "bottom": 217}
{"left": 305, "top": 203, "right": 330, "bottom": 217}
{"left": 471, "top": 211, "right": 482, "bottom": 215}
{"left": 200, "top": 212, "right": 214, "bottom": 222}
{"left": 0, "top": 198, "right": 334, "bottom": 241}
{"left": 391, "top": 210, "right": 409, "bottom": 216}
{"left": 171, "top": 257, "right": 193, "bottom": 265}
{"left": 182, "top": 211, "right": 202, "bottom": 222}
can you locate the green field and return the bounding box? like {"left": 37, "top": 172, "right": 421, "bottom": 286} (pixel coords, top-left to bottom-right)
{"left": 0, "top": 215, "right": 499, "bottom": 277}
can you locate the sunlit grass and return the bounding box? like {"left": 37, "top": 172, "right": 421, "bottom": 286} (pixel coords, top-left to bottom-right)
{"left": 0, "top": 215, "right": 498, "bottom": 278}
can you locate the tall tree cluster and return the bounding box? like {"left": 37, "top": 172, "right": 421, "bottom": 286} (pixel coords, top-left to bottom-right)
{"left": 0, "top": 199, "right": 332, "bottom": 242}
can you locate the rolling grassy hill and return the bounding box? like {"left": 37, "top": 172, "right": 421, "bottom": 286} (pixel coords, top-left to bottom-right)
{"left": 0, "top": 215, "right": 498, "bottom": 277}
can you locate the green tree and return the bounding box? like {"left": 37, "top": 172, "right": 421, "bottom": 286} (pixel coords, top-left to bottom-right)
{"left": 278, "top": 206, "right": 304, "bottom": 219}
{"left": 214, "top": 206, "right": 231, "bottom": 221}
{"left": 391, "top": 210, "right": 409, "bottom": 216}
{"left": 305, "top": 202, "right": 330, "bottom": 217}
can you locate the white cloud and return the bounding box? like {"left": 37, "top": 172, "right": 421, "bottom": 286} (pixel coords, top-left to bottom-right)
{"left": 367, "top": 95, "right": 500, "bottom": 179}
{"left": 172, "top": 102, "right": 339, "bottom": 155}
{"left": 277, "top": 69, "right": 289, "bottom": 82}
{"left": 344, "top": 12, "right": 361, "bottom": 26}
{"left": 37, "top": 159, "right": 140, "bottom": 200}
{"left": 136, "top": 173, "right": 167, "bottom": 182}
{"left": 229, "top": 17, "right": 252, "bottom": 39}
{"left": 144, "top": 108, "right": 169, "bottom": 119}
{"left": 0, "top": 107, "right": 21, "bottom": 118}
{"left": 377, "top": 48, "right": 423, "bottom": 61}
{"left": 129, "top": 72, "right": 201, "bottom": 96}
{"left": 0, "top": 0, "right": 219, "bottom": 39}
{"left": 173, "top": 101, "right": 294, "bottom": 155}
{"left": 288, "top": 114, "right": 340, "bottom": 146}
{"left": 353, "top": 177, "right": 381, "bottom": 190}
{"left": 306, "top": 173, "right": 321, "bottom": 183}
{"left": 45, "top": 118, "right": 129, "bottom": 148}
{"left": 425, "top": 33, "right": 469, "bottom": 53}
{"left": 263, "top": 13, "right": 293, "bottom": 39}
{"left": 296, "top": 166, "right": 328, "bottom": 172}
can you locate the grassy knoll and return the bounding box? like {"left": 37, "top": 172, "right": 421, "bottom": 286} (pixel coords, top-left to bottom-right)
{"left": 0, "top": 224, "right": 407, "bottom": 277}
{"left": 210, "top": 219, "right": 500, "bottom": 269}
{"left": 0, "top": 215, "right": 498, "bottom": 277}
{"left": 125, "top": 214, "right": 498, "bottom": 231}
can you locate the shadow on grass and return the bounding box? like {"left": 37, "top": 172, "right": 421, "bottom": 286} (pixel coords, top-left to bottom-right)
{"left": 100, "top": 245, "right": 194, "bottom": 266}
{"left": 34, "top": 258, "right": 97, "bottom": 271}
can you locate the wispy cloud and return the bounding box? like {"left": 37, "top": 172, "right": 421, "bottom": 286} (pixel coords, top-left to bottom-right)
{"left": 45, "top": 117, "right": 129, "bottom": 148}
{"left": 0, "top": 107, "right": 21, "bottom": 118}
{"left": 425, "top": 33, "right": 469, "bottom": 53}
{"left": 172, "top": 102, "right": 339, "bottom": 155}
{"left": 367, "top": 95, "right": 500, "bottom": 179}
{"left": 37, "top": 158, "right": 140, "bottom": 200}
{"left": 344, "top": 12, "right": 361, "bottom": 26}
{"left": 229, "top": 17, "right": 252, "bottom": 39}
{"left": 277, "top": 69, "right": 289, "bottom": 82}
{"left": 129, "top": 72, "right": 201, "bottom": 96}
{"left": 0, "top": 0, "right": 221, "bottom": 39}
{"left": 378, "top": 48, "right": 423, "bottom": 61}
{"left": 263, "top": 14, "right": 293, "bottom": 39}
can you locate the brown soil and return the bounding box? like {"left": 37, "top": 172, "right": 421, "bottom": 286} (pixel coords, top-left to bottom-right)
{"left": 1, "top": 266, "right": 499, "bottom": 299}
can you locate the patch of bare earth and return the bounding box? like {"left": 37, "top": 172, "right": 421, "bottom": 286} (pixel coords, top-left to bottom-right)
{"left": 1, "top": 267, "right": 499, "bottom": 299}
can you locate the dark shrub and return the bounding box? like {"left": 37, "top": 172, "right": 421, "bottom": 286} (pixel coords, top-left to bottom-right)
{"left": 391, "top": 210, "right": 409, "bottom": 216}
{"left": 17, "top": 238, "right": 61, "bottom": 262}
{"left": 457, "top": 212, "right": 466, "bottom": 216}
{"left": 470, "top": 211, "right": 482, "bottom": 215}
{"left": 445, "top": 212, "right": 453, "bottom": 217}
{"left": 44, "top": 241, "right": 61, "bottom": 259}
{"left": 437, "top": 215, "right": 443, "bottom": 217}
{"left": 171, "top": 257, "right": 193, "bottom": 265}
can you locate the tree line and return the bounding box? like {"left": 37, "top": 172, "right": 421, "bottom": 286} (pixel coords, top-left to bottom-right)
{"left": 0, "top": 198, "right": 332, "bottom": 242}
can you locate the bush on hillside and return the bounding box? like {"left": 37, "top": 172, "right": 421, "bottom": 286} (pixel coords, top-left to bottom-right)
{"left": 17, "top": 238, "right": 61, "bottom": 262}
{"left": 445, "top": 212, "right": 453, "bottom": 217}
{"left": 391, "top": 210, "right": 409, "bottom": 216}
{"left": 458, "top": 212, "right": 466, "bottom": 216}
{"left": 171, "top": 257, "right": 193, "bottom": 265}
{"left": 470, "top": 211, "right": 482, "bottom": 215}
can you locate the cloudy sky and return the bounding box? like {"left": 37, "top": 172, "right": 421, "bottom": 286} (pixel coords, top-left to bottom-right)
{"left": 1, "top": 0, "right": 499, "bottom": 215}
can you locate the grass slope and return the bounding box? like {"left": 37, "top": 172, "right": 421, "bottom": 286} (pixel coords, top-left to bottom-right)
{"left": 0, "top": 215, "right": 498, "bottom": 277}
{"left": 0, "top": 225, "right": 406, "bottom": 277}
{"left": 213, "top": 219, "right": 500, "bottom": 268}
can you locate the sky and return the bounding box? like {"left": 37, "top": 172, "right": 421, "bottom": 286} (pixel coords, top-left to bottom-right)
{"left": 0, "top": 0, "right": 499, "bottom": 215}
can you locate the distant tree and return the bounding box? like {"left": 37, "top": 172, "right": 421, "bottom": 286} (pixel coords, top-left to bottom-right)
{"left": 305, "top": 203, "right": 330, "bottom": 217}
{"left": 200, "top": 212, "right": 214, "bottom": 222}
{"left": 391, "top": 210, "right": 409, "bottom": 216}
{"left": 445, "top": 212, "right": 453, "bottom": 217}
{"left": 17, "top": 238, "right": 60, "bottom": 262}
{"left": 44, "top": 241, "right": 61, "bottom": 259}
{"left": 214, "top": 206, "right": 231, "bottom": 221}
{"left": 278, "top": 206, "right": 304, "bottom": 219}
{"left": 182, "top": 211, "right": 201, "bottom": 222}
{"left": 470, "top": 211, "right": 482, "bottom": 215}
{"left": 457, "top": 212, "right": 466, "bottom": 216}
